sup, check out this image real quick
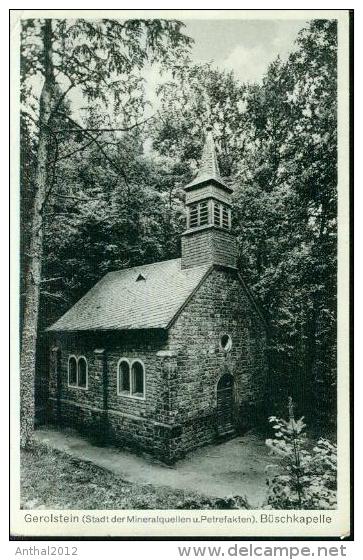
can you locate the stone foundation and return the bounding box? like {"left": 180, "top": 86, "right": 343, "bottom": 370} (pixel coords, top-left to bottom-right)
{"left": 46, "top": 397, "right": 213, "bottom": 463}
{"left": 46, "top": 394, "right": 266, "bottom": 464}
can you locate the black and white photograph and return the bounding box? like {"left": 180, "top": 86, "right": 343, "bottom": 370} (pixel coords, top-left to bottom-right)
{"left": 11, "top": 9, "right": 351, "bottom": 538}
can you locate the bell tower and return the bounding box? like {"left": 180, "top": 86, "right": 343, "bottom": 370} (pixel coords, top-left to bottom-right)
{"left": 181, "top": 127, "right": 237, "bottom": 270}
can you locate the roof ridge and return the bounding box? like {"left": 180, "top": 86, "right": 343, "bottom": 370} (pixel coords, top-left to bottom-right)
{"left": 107, "top": 257, "right": 212, "bottom": 277}
{"left": 106, "top": 257, "right": 182, "bottom": 276}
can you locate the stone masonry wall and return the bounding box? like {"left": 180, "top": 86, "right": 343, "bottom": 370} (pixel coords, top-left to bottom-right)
{"left": 165, "top": 266, "right": 268, "bottom": 459}
{"left": 47, "top": 330, "right": 179, "bottom": 462}
{"left": 47, "top": 266, "right": 267, "bottom": 463}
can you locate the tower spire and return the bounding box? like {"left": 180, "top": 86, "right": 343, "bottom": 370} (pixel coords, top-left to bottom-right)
{"left": 185, "top": 127, "right": 229, "bottom": 190}
{"left": 197, "top": 126, "right": 221, "bottom": 180}
{"left": 181, "top": 127, "right": 237, "bottom": 270}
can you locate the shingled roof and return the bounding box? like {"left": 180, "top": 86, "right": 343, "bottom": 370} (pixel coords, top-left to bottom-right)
{"left": 47, "top": 258, "right": 211, "bottom": 332}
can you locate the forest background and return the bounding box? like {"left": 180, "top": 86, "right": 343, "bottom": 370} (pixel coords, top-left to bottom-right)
{"left": 20, "top": 17, "right": 337, "bottom": 442}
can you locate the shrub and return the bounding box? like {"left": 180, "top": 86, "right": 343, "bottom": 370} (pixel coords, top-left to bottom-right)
{"left": 265, "top": 398, "right": 337, "bottom": 509}
{"left": 176, "top": 495, "right": 250, "bottom": 510}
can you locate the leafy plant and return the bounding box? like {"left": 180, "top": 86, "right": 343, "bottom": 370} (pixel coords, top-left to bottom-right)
{"left": 153, "top": 20, "right": 338, "bottom": 424}
{"left": 265, "top": 398, "right": 337, "bottom": 509}
{"left": 20, "top": 17, "right": 192, "bottom": 446}
{"left": 176, "top": 495, "right": 250, "bottom": 510}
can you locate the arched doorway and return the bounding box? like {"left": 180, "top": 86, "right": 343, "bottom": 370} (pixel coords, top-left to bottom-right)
{"left": 216, "top": 373, "right": 235, "bottom": 436}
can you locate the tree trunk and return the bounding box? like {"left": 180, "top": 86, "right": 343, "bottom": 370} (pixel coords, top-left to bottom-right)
{"left": 20, "top": 20, "right": 54, "bottom": 448}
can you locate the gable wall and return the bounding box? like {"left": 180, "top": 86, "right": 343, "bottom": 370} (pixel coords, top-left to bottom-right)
{"left": 166, "top": 266, "right": 268, "bottom": 456}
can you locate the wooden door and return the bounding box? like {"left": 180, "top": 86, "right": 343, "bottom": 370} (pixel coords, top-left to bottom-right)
{"left": 216, "top": 374, "right": 235, "bottom": 436}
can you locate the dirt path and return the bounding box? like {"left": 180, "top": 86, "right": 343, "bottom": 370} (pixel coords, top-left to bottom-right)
{"left": 35, "top": 427, "right": 270, "bottom": 507}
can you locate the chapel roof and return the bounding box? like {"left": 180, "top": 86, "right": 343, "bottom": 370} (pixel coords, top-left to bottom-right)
{"left": 47, "top": 258, "right": 211, "bottom": 332}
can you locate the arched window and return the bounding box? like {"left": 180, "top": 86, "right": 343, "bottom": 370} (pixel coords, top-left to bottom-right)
{"left": 78, "top": 357, "right": 88, "bottom": 388}
{"left": 117, "top": 359, "right": 145, "bottom": 399}
{"left": 189, "top": 203, "right": 199, "bottom": 228}
{"left": 213, "top": 201, "right": 231, "bottom": 230}
{"left": 118, "top": 359, "right": 130, "bottom": 395}
{"left": 131, "top": 360, "right": 145, "bottom": 398}
{"left": 222, "top": 206, "right": 230, "bottom": 229}
{"left": 199, "top": 201, "right": 209, "bottom": 226}
{"left": 188, "top": 201, "right": 210, "bottom": 229}
{"left": 213, "top": 201, "right": 221, "bottom": 225}
{"left": 68, "top": 355, "right": 88, "bottom": 389}
{"left": 68, "top": 356, "right": 77, "bottom": 386}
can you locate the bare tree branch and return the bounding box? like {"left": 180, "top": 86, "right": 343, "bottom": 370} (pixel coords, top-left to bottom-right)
{"left": 55, "top": 113, "right": 130, "bottom": 185}
{"left": 52, "top": 113, "right": 155, "bottom": 134}
{"left": 40, "top": 290, "right": 70, "bottom": 303}
{"left": 40, "top": 277, "right": 63, "bottom": 283}
{"left": 54, "top": 194, "right": 93, "bottom": 202}
{"left": 49, "top": 134, "right": 102, "bottom": 164}
{"left": 22, "top": 111, "right": 39, "bottom": 128}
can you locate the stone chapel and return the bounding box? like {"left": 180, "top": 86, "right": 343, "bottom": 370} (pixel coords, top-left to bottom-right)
{"left": 46, "top": 128, "right": 268, "bottom": 463}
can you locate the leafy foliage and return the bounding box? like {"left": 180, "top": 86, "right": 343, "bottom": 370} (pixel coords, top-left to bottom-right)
{"left": 176, "top": 495, "right": 250, "bottom": 510}
{"left": 40, "top": 130, "right": 186, "bottom": 326}
{"left": 19, "top": 17, "right": 193, "bottom": 446}
{"left": 20, "top": 18, "right": 338, "bottom": 427}
{"left": 151, "top": 20, "right": 337, "bottom": 423}
{"left": 265, "top": 399, "right": 337, "bottom": 509}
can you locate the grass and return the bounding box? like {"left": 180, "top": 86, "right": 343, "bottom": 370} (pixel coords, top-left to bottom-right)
{"left": 21, "top": 443, "right": 249, "bottom": 510}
